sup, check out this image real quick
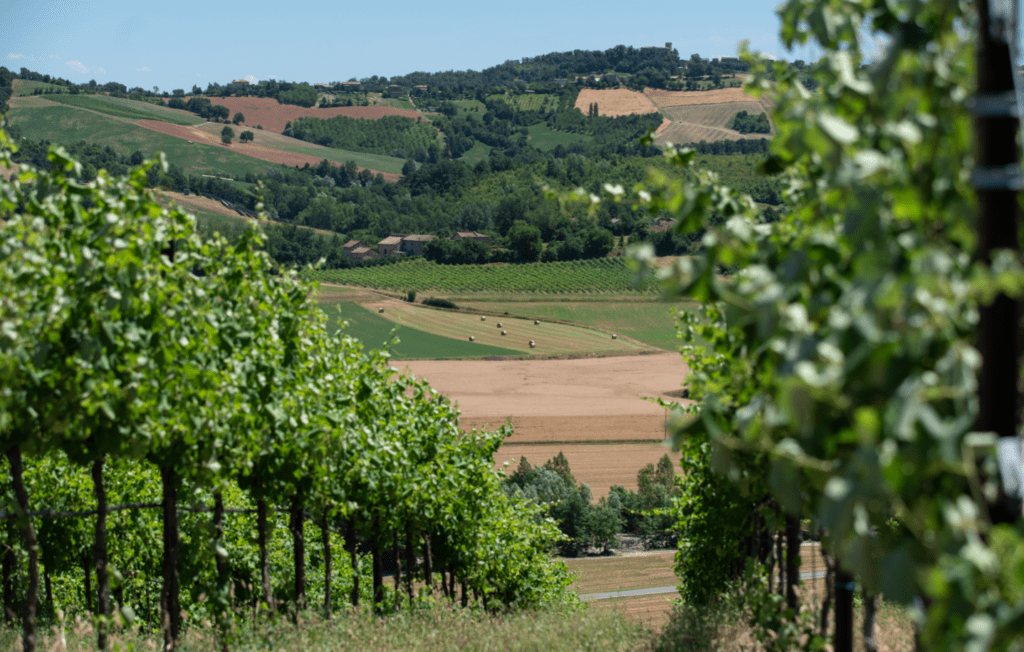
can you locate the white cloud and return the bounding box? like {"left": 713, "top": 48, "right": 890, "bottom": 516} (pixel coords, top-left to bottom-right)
{"left": 49, "top": 53, "right": 61, "bottom": 60}
{"left": 136, "top": 66, "right": 150, "bottom": 72}
{"left": 7, "top": 53, "right": 26, "bottom": 60}
{"left": 66, "top": 60, "right": 89, "bottom": 74}
{"left": 96, "top": 67, "right": 106, "bottom": 74}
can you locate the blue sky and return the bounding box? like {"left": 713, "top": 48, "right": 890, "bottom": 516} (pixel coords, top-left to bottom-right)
{"left": 2, "top": 0, "right": 815, "bottom": 91}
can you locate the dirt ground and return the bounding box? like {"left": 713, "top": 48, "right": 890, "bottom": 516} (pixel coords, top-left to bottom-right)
{"left": 184, "top": 96, "right": 423, "bottom": 133}
{"left": 133, "top": 120, "right": 401, "bottom": 181}
{"left": 400, "top": 353, "right": 690, "bottom": 496}
{"left": 574, "top": 89, "right": 660, "bottom": 117}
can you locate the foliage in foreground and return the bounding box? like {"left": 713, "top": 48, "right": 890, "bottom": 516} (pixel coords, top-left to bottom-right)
{"left": 0, "top": 133, "right": 576, "bottom": 651}
{"left": 583, "top": 0, "right": 1024, "bottom": 649}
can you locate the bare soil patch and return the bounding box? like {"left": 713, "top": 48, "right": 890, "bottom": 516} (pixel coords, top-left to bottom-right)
{"left": 655, "top": 101, "right": 773, "bottom": 146}
{"left": 185, "top": 96, "right": 423, "bottom": 133}
{"left": 461, "top": 415, "right": 668, "bottom": 443}
{"left": 132, "top": 120, "right": 400, "bottom": 182}
{"left": 574, "top": 89, "right": 660, "bottom": 117}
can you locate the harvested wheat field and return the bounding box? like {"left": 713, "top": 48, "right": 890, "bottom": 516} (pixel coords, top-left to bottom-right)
{"left": 401, "top": 353, "right": 690, "bottom": 497}
{"left": 184, "top": 96, "right": 423, "bottom": 133}
{"left": 645, "top": 86, "right": 772, "bottom": 109}
{"left": 574, "top": 88, "right": 660, "bottom": 117}
{"left": 133, "top": 120, "right": 401, "bottom": 182}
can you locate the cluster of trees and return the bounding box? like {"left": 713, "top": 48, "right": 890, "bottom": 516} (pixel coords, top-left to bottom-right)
{"left": 167, "top": 96, "right": 231, "bottom": 121}
{"left": 0, "top": 67, "right": 13, "bottom": 114}
{"left": 503, "top": 454, "right": 679, "bottom": 556}
{"left": 0, "top": 142, "right": 576, "bottom": 651}
{"left": 729, "top": 110, "right": 770, "bottom": 134}
{"left": 287, "top": 115, "right": 441, "bottom": 162}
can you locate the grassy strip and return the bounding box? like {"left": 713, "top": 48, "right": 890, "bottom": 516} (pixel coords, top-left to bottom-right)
{"left": 44, "top": 93, "right": 201, "bottom": 125}
{"left": 320, "top": 301, "right": 521, "bottom": 359}
{"left": 268, "top": 141, "right": 407, "bottom": 175}
{"left": 0, "top": 604, "right": 655, "bottom": 651}
{"left": 527, "top": 123, "right": 593, "bottom": 151}
{"left": 311, "top": 258, "right": 655, "bottom": 295}
{"left": 455, "top": 299, "right": 684, "bottom": 351}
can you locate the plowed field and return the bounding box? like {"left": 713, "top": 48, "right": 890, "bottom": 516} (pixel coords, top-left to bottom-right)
{"left": 574, "top": 89, "right": 659, "bottom": 117}
{"left": 186, "top": 96, "right": 423, "bottom": 133}
{"left": 133, "top": 120, "right": 401, "bottom": 181}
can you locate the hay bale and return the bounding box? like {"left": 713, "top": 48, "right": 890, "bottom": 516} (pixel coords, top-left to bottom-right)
{"left": 481, "top": 316, "right": 486, "bottom": 321}
{"left": 529, "top": 340, "right": 536, "bottom": 348}
{"left": 497, "top": 322, "right": 503, "bottom": 328}
{"left": 534, "top": 320, "right": 540, "bottom": 325}
{"left": 611, "top": 333, "right": 618, "bottom": 339}
{"left": 378, "top": 307, "right": 385, "bottom": 313}
{"left": 469, "top": 336, "right": 475, "bottom": 341}
{"left": 501, "top": 330, "right": 507, "bottom": 336}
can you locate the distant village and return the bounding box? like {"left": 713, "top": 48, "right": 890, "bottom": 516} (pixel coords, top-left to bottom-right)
{"left": 343, "top": 231, "right": 490, "bottom": 261}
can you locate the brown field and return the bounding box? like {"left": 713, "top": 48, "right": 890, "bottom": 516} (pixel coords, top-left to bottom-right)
{"left": 644, "top": 86, "right": 770, "bottom": 108}
{"left": 133, "top": 120, "right": 401, "bottom": 182}
{"left": 574, "top": 88, "right": 660, "bottom": 117}
{"left": 400, "top": 353, "right": 690, "bottom": 498}
{"left": 186, "top": 96, "right": 423, "bottom": 133}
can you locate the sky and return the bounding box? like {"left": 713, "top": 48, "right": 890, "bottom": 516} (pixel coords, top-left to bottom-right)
{"left": 1, "top": 0, "right": 817, "bottom": 91}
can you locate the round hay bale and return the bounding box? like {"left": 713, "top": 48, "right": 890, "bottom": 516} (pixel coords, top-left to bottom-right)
{"left": 501, "top": 330, "right": 507, "bottom": 336}
{"left": 497, "top": 322, "right": 503, "bottom": 328}
{"left": 469, "top": 336, "right": 475, "bottom": 341}
{"left": 378, "top": 308, "right": 385, "bottom": 313}
{"left": 611, "top": 333, "right": 618, "bottom": 339}
{"left": 534, "top": 320, "right": 540, "bottom": 325}
{"left": 480, "top": 316, "right": 486, "bottom": 321}
{"left": 529, "top": 340, "right": 536, "bottom": 348}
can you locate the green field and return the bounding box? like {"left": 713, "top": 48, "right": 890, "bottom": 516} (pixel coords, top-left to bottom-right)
{"left": 507, "top": 93, "right": 559, "bottom": 112}
{"left": 319, "top": 300, "right": 521, "bottom": 359}
{"left": 257, "top": 140, "right": 408, "bottom": 175}
{"left": 527, "top": 123, "right": 593, "bottom": 151}
{"left": 44, "top": 93, "right": 202, "bottom": 125}
{"left": 311, "top": 258, "right": 655, "bottom": 295}
{"left": 455, "top": 298, "right": 687, "bottom": 351}
{"left": 451, "top": 99, "right": 486, "bottom": 114}
{"left": 11, "top": 79, "right": 65, "bottom": 96}
{"left": 7, "top": 105, "right": 272, "bottom": 177}
{"left": 458, "top": 139, "right": 493, "bottom": 165}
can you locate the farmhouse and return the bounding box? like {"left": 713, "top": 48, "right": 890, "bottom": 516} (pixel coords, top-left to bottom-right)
{"left": 342, "top": 81, "right": 362, "bottom": 91}
{"left": 400, "top": 234, "right": 436, "bottom": 256}
{"left": 348, "top": 246, "right": 379, "bottom": 262}
{"left": 377, "top": 235, "right": 404, "bottom": 255}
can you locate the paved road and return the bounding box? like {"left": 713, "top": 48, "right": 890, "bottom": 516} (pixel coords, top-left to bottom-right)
{"left": 580, "top": 570, "right": 829, "bottom": 602}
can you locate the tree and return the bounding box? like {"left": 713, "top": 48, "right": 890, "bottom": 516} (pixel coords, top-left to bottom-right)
{"left": 507, "top": 221, "right": 542, "bottom": 263}
{"left": 232, "top": 111, "right": 245, "bottom": 125}
{"left": 239, "top": 130, "right": 254, "bottom": 143}
{"left": 402, "top": 159, "right": 416, "bottom": 176}
{"left": 221, "top": 126, "right": 234, "bottom": 144}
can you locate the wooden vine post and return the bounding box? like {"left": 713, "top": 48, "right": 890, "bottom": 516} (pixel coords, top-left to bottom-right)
{"left": 975, "top": 0, "right": 1023, "bottom": 524}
